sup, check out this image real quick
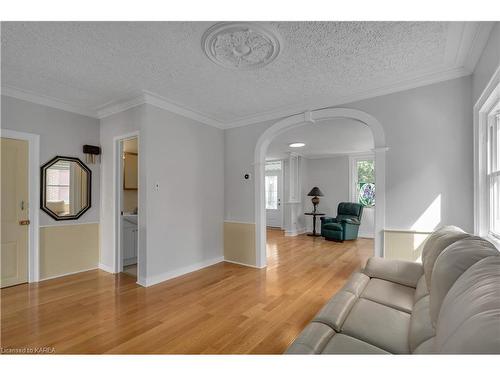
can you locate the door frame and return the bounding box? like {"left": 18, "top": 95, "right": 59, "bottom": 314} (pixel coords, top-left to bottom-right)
{"left": 113, "top": 131, "right": 140, "bottom": 277}
{"left": 0, "top": 129, "right": 40, "bottom": 282}
{"left": 265, "top": 160, "right": 284, "bottom": 228}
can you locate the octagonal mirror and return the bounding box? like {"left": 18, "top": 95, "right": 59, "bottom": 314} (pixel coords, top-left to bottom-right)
{"left": 41, "top": 156, "right": 91, "bottom": 220}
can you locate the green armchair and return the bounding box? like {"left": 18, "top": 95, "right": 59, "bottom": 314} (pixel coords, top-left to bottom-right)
{"left": 320, "top": 202, "right": 364, "bottom": 242}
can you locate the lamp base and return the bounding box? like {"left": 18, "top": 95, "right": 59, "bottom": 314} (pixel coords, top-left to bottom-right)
{"left": 311, "top": 196, "right": 320, "bottom": 213}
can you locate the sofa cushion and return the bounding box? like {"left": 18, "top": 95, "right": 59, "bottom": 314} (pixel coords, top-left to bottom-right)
{"left": 342, "top": 298, "right": 411, "bottom": 353}
{"left": 413, "top": 337, "right": 435, "bottom": 354}
{"left": 408, "top": 295, "right": 435, "bottom": 352}
{"left": 413, "top": 275, "right": 429, "bottom": 303}
{"left": 435, "top": 256, "right": 500, "bottom": 354}
{"left": 421, "top": 225, "right": 469, "bottom": 288}
{"left": 321, "top": 333, "right": 389, "bottom": 354}
{"left": 361, "top": 278, "right": 415, "bottom": 313}
{"left": 341, "top": 272, "right": 370, "bottom": 296}
{"left": 429, "top": 236, "right": 499, "bottom": 325}
{"left": 313, "top": 291, "right": 357, "bottom": 331}
{"left": 363, "top": 257, "right": 423, "bottom": 288}
{"left": 285, "top": 322, "right": 335, "bottom": 354}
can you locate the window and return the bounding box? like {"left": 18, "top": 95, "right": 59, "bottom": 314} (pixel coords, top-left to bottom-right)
{"left": 488, "top": 110, "right": 500, "bottom": 237}
{"left": 265, "top": 175, "right": 278, "bottom": 209}
{"left": 356, "top": 159, "right": 375, "bottom": 207}
{"left": 265, "top": 160, "right": 281, "bottom": 210}
{"left": 46, "top": 160, "right": 70, "bottom": 204}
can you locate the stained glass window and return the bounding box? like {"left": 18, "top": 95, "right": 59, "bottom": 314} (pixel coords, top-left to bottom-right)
{"left": 357, "top": 160, "right": 375, "bottom": 207}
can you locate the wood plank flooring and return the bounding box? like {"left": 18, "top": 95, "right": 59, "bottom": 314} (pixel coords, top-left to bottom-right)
{"left": 0, "top": 230, "right": 373, "bottom": 354}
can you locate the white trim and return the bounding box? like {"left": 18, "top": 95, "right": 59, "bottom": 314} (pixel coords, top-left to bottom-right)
{"left": 473, "top": 64, "right": 500, "bottom": 237}
{"left": 254, "top": 108, "right": 387, "bottom": 268}
{"left": 0, "top": 129, "right": 40, "bottom": 283}
{"left": 462, "top": 22, "right": 495, "bottom": 72}
{"left": 384, "top": 229, "right": 433, "bottom": 235}
{"left": 95, "top": 93, "right": 146, "bottom": 119}
{"left": 96, "top": 90, "right": 226, "bottom": 129}
{"left": 137, "top": 256, "right": 224, "bottom": 287}
{"left": 142, "top": 91, "right": 224, "bottom": 129}
{"left": 1, "top": 86, "right": 95, "bottom": 118}
{"left": 98, "top": 263, "right": 115, "bottom": 274}
{"left": 223, "top": 259, "right": 265, "bottom": 269}
{"left": 284, "top": 227, "right": 306, "bottom": 237}
{"left": 112, "top": 131, "right": 141, "bottom": 278}
{"left": 39, "top": 221, "right": 99, "bottom": 228}
{"left": 224, "top": 220, "right": 255, "bottom": 225}
{"left": 39, "top": 267, "right": 98, "bottom": 282}
{"left": 2, "top": 21, "right": 494, "bottom": 132}
{"left": 226, "top": 67, "right": 471, "bottom": 129}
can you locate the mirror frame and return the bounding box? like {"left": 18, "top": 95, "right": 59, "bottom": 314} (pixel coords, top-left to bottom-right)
{"left": 40, "top": 156, "right": 92, "bottom": 221}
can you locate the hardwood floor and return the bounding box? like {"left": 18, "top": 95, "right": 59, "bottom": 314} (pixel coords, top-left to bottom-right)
{"left": 0, "top": 230, "right": 373, "bottom": 354}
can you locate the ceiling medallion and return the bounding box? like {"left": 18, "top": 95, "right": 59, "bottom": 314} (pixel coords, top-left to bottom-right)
{"left": 202, "top": 22, "right": 281, "bottom": 70}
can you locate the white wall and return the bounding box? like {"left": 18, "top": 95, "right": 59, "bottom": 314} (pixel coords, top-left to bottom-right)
{"left": 473, "top": 23, "right": 500, "bottom": 104}
{"left": 224, "top": 76, "right": 474, "bottom": 235}
{"left": 99, "top": 105, "right": 143, "bottom": 274}
{"left": 1, "top": 95, "right": 100, "bottom": 226}
{"left": 99, "top": 103, "right": 224, "bottom": 285}
{"left": 142, "top": 104, "right": 224, "bottom": 283}
{"left": 305, "top": 156, "right": 349, "bottom": 218}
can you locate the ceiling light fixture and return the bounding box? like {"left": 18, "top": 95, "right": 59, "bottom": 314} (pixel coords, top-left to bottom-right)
{"left": 289, "top": 142, "right": 306, "bottom": 148}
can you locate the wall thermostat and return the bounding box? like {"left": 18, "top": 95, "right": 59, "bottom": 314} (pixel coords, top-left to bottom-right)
{"left": 244, "top": 173, "right": 251, "bottom": 180}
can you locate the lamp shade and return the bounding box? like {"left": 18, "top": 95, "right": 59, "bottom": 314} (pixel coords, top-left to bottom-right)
{"left": 308, "top": 187, "right": 324, "bottom": 197}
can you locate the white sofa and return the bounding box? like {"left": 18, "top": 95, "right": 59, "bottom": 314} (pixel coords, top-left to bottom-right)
{"left": 286, "top": 226, "right": 500, "bottom": 354}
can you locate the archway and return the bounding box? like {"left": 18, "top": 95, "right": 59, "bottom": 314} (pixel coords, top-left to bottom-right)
{"left": 254, "top": 108, "right": 387, "bottom": 267}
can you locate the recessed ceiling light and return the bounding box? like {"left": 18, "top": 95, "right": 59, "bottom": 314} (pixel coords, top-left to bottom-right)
{"left": 289, "top": 142, "right": 305, "bottom": 148}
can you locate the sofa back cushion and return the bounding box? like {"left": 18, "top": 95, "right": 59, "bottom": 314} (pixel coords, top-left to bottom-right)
{"left": 429, "top": 236, "right": 499, "bottom": 325}
{"left": 435, "top": 256, "right": 500, "bottom": 353}
{"left": 421, "top": 226, "right": 470, "bottom": 288}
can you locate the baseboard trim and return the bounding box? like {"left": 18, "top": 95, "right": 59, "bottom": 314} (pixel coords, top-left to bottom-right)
{"left": 139, "top": 256, "right": 224, "bottom": 287}
{"left": 98, "top": 263, "right": 116, "bottom": 274}
{"left": 285, "top": 227, "right": 306, "bottom": 237}
{"left": 39, "top": 266, "right": 98, "bottom": 282}
{"left": 223, "top": 259, "right": 264, "bottom": 269}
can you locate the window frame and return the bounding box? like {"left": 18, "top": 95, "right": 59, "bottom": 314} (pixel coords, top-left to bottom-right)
{"left": 349, "top": 153, "right": 375, "bottom": 208}
{"left": 474, "top": 71, "right": 500, "bottom": 247}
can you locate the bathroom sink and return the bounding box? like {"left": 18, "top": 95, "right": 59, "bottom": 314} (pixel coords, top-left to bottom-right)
{"left": 123, "top": 214, "right": 137, "bottom": 225}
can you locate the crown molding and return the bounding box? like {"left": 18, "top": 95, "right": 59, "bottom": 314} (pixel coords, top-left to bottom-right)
{"left": 95, "top": 93, "right": 146, "bottom": 119}
{"left": 224, "top": 66, "right": 472, "bottom": 129}
{"left": 461, "top": 22, "right": 495, "bottom": 72}
{"left": 95, "top": 90, "right": 225, "bottom": 129}
{"left": 1, "top": 85, "right": 96, "bottom": 118}
{"left": 3, "top": 20, "right": 493, "bottom": 130}
{"left": 141, "top": 90, "right": 225, "bottom": 129}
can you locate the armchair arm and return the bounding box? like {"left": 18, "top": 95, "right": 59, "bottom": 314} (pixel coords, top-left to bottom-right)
{"left": 339, "top": 218, "right": 360, "bottom": 225}
{"left": 363, "top": 257, "right": 424, "bottom": 288}
{"left": 320, "top": 216, "right": 337, "bottom": 224}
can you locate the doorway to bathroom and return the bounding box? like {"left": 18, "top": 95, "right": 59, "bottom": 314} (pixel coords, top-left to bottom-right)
{"left": 118, "top": 136, "right": 139, "bottom": 279}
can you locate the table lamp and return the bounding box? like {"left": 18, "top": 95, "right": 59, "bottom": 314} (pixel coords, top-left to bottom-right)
{"left": 308, "top": 187, "right": 324, "bottom": 213}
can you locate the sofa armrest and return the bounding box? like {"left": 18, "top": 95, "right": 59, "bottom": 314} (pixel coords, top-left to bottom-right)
{"left": 363, "top": 257, "right": 423, "bottom": 288}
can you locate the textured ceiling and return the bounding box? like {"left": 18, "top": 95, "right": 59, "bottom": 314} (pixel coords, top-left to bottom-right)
{"left": 1, "top": 22, "right": 491, "bottom": 126}
{"left": 266, "top": 118, "right": 374, "bottom": 160}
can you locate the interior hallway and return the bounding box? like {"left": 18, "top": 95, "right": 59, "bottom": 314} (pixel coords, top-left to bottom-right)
{"left": 1, "top": 230, "right": 373, "bottom": 354}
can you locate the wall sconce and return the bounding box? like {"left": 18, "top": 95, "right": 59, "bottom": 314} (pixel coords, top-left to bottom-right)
{"left": 83, "top": 145, "right": 101, "bottom": 164}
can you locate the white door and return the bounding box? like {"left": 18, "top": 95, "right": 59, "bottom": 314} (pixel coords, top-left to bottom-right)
{"left": 1, "top": 138, "right": 29, "bottom": 288}
{"left": 265, "top": 162, "right": 282, "bottom": 228}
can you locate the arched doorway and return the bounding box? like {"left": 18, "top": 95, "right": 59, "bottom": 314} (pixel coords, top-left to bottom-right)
{"left": 254, "top": 108, "right": 387, "bottom": 268}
